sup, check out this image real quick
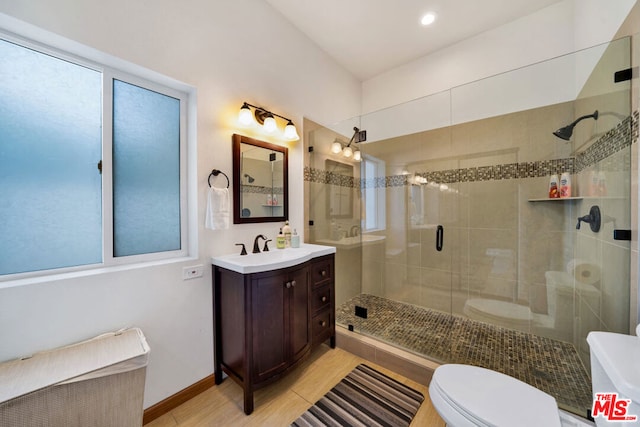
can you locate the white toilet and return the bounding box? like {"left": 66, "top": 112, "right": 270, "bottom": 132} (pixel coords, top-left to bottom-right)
{"left": 429, "top": 325, "right": 640, "bottom": 426}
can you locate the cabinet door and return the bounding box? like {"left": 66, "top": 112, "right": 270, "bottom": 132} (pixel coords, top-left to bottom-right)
{"left": 288, "top": 267, "right": 310, "bottom": 363}
{"left": 252, "top": 273, "right": 288, "bottom": 382}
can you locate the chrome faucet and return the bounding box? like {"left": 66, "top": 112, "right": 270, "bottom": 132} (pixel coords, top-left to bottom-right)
{"left": 253, "top": 234, "right": 267, "bottom": 253}
{"left": 349, "top": 225, "right": 360, "bottom": 238}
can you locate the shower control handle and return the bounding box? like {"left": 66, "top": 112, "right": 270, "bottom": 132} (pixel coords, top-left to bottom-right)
{"left": 436, "top": 225, "right": 444, "bottom": 252}
{"left": 576, "top": 205, "right": 601, "bottom": 233}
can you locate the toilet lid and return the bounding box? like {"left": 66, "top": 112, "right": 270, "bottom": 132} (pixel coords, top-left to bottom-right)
{"left": 432, "top": 364, "right": 561, "bottom": 427}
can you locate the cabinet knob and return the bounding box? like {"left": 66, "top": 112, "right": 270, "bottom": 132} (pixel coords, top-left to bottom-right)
{"left": 320, "top": 320, "right": 327, "bottom": 327}
{"left": 291, "top": 280, "right": 296, "bottom": 287}
{"left": 285, "top": 281, "right": 291, "bottom": 289}
{"left": 321, "top": 296, "right": 327, "bottom": 303}
{"left": 321, "top": 270, "right": 327, "bottom": 277}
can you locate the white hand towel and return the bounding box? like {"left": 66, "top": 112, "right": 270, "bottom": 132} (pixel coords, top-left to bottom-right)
{"left": 205, "top": 187, "right": 230, "bottom": 230}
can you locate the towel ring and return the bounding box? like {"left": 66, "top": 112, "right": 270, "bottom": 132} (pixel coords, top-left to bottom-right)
{"left": 208, "top": 169, "right": 230, "bottom": 188}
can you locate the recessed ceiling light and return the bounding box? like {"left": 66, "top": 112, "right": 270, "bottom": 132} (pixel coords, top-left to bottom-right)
{"left": 421, "top": 13, "right": 436, "bottom": 26}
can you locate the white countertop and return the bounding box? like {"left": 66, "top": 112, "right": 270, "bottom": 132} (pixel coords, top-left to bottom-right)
{"left": 211, "top": 243, "right": 335, "bottom": 274}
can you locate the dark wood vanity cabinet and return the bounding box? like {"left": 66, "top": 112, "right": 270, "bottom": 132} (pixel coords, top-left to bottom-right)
{"left": 213, "top": 254, "right": 335, "bottom": 415}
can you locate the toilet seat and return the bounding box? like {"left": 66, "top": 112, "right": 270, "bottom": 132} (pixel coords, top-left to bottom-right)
{"left": 429, "top": 364, "right": 562, "bottom": 427}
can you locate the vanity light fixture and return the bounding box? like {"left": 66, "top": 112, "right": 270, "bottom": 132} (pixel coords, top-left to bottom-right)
{"left": 237, "top": 102, "right": 300, "bottom": 141}
{"left": 331, "top": 127, "right": 363, "bottom": 161}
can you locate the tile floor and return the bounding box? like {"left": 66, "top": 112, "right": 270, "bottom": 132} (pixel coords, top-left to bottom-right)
{"left": 336, "top": 293, "right": 593, "bottom": 416}
{"left": 144, "top": 345, "right": 444, "bottom": 426}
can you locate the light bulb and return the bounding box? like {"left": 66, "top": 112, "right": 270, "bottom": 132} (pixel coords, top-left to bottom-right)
{"left": 238, "top": 104, "right": 253, "bottom": 126}
{"left": 353, "top": 150, "right": 361, "bottom": 161}
{"left": 343, "top": 146, "right": 353, "bottom": 158}
{"left": 284, "top": 121, "right": 300, "bottom": 141}
{"left": 331, "top": 141, "right": 342, "bottom": 154}
{"left": 263, "top": 115, "right": 277, "bottom": 133}
{"left": 421, "top": 13, "right": 436, "bottom": 26}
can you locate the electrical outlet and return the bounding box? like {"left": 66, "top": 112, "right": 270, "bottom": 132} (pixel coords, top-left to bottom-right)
{"left": 182, "top": 265, "right": 204, "bottom": 280}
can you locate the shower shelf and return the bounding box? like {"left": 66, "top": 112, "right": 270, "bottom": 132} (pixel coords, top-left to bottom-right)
{"left": 528, "top": 197, "right": 583, "bottom": 202}
{"left": 528, "top": 196, "right": 624, "bottom": 202}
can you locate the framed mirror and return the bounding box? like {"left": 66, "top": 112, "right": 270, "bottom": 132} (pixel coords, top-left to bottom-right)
{"left": 325, "top": 159, "right": 353, "bottom": 219}
{"left": 232, "top": 134, "right": 288, "bottom": 224}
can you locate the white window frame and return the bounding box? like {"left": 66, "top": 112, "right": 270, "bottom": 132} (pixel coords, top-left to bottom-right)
{"left": 362, "top": 155, "right": 386, "bottom": 232}
{"left": 0, "top": 21, "right": 195, "bottom": 282}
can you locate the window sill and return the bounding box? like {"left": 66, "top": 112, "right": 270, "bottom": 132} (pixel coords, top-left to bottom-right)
{"left": 0, "top": 256, "right": 199, "bottom": 290}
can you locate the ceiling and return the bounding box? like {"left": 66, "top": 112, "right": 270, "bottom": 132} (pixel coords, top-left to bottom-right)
{"left": 265, "top": 0, "right": 565, "bottom": 81}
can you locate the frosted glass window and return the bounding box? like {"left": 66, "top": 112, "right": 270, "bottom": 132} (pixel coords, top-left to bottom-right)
{"left": 112, "top": 80, "right": 181, "bottom": 257}
{"left": 0, "top": 39, "right": 102, "bottom": 275}
{"left": 363, "top": 156, "right": 385, "bottom": 232}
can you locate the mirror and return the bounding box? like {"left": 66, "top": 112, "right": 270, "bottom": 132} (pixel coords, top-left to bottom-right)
{"left": 325, "top": 159, "right": 353, "bottom": 218}
{"left": 233, "top": 134, "right": 288, "bottom": 224}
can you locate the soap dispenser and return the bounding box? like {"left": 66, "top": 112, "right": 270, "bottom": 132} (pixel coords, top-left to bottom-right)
{"left": 276, "top": 228, "right": 285, "bottom": 249}
{"left": 282, "top": 220, "right": 292, "bottom": 248}
{"left": 291, "top": 229, "right": 300, "bottom": 248}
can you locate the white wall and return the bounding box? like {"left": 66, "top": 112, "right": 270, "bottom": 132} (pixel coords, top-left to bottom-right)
{"left": 362, "top": 0, "right": 637, "bottom": 115}
{"left": 0, "top": 0, "right": 361, "bottom": 408}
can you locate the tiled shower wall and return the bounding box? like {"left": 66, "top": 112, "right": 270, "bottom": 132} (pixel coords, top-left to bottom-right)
{"left": 359, "top": 106, "right": 635, "bottom": 363}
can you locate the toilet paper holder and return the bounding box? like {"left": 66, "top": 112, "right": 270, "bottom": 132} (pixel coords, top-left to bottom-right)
{"left": 576, "top": 205, "right": 601, "bottom": 232}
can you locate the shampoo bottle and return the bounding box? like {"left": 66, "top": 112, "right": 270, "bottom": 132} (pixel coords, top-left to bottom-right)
{"left": 549, "top": 174, "right": 560, "bottom": 198}
{"left": 598, "top": 171, "right": 607, "bottom": 196}
{"left": 291, "top": 229, "right": 300, "bottom": 248}
{"left": 276, "top": 228, "right": 285, "bottom": 249}
{"left": 282, "top": 220, "right": 292, "bottom": 248}
{"left": 559, "top": 172, "right": 571, "bottom": 198}
{"left": 589, "top": 170, "right": 599, "bottom": 196}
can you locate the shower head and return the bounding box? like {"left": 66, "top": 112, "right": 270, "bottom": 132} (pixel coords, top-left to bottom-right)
{"left": 553, "top": 110, "right": 599, "bottom": 141}
{"left": 244, "top": 173, "right": 255, "bottom": 183}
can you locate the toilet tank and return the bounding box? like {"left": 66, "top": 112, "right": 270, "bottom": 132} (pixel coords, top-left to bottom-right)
{"left": 587, "top": 328, "right": 640, "bottom": 426}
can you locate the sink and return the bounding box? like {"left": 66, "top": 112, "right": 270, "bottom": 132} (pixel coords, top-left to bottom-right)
{"left": 315, "top": 234, "right": 385, "bottom": 249}
{"left": 212, "top": 243, "right": 335, "bottom": 274}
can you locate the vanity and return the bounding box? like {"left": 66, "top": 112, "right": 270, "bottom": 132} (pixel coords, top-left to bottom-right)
{"left": 211, "top": 244, "right": 336, "bottom": 415}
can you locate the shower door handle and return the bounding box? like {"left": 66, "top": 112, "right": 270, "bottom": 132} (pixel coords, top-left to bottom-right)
{"left": 436, "top": 225, "right": 444, "bottom": 252}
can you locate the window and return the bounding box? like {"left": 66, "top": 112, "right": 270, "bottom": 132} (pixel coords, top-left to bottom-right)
{"left": 0, "top": 35, "right": 188, "bottom": 278}
{"left": 362, "top": 155, "right": 386, "bottom": 232}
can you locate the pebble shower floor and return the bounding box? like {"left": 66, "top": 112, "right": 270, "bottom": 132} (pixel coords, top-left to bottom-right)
{"left": 336, "top": 293, "right": 592, "bottom": 416}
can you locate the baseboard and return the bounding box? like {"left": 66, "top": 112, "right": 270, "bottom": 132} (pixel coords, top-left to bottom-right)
{"left": 143, "top": 374, "right": 216, "bottom": 425}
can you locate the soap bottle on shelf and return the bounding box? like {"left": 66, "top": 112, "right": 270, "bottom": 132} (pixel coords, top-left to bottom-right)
{"left": 266, "top": 194, "right": 272, "bottom": 206}
{"left": 548, "top": 174, "right": 560, "bottom": 198}
{"left": 276, "top": 228, "right": 285, "bottom": 249}
{"left": 291, "top": 229, "right": 300, "bottom": 248}
{"left": 272, "top": 194, "right": 278, "bottom": 206}
{"left": 559, "top": 172, "right": 571, "bottom": 198}
{"left": 282, "top": 220, "right": 292, "bottom": 248}
{"left": 598, "top": 171, "right": 607, "bottom": 196}
{"left": 589, "top": 170, "right": 599, "bottom": 196}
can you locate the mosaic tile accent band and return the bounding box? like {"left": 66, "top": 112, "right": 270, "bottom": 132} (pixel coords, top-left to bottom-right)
{"left": 305, "top": 112, "right": 636, "bottom": 189}
{"left": 240, "top": 184, "right": 283, "bottom": 195}
{"left": 337, "top": 294, "right": 593, "bottom": 416}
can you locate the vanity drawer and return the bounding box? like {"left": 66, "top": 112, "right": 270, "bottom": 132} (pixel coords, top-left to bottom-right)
{"left": 310, "top": 256, "right": 333, "bottom": 288}
{"left": 311, "top": 284, "right": 331, "bottom": 315}
{"left": 312, "top": 309, "right": 333, "bottom": 345}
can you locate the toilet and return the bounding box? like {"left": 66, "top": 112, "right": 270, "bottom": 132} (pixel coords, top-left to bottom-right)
{"left": 463, "top": 271, "right": 600, "bottom": 342}
{"left": 429, "top": 325, "right": 640, "bottom": 426}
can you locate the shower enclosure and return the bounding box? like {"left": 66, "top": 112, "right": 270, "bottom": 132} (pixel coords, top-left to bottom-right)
{"left": 304, "top": 37, "right": 634, "bottom": 417}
